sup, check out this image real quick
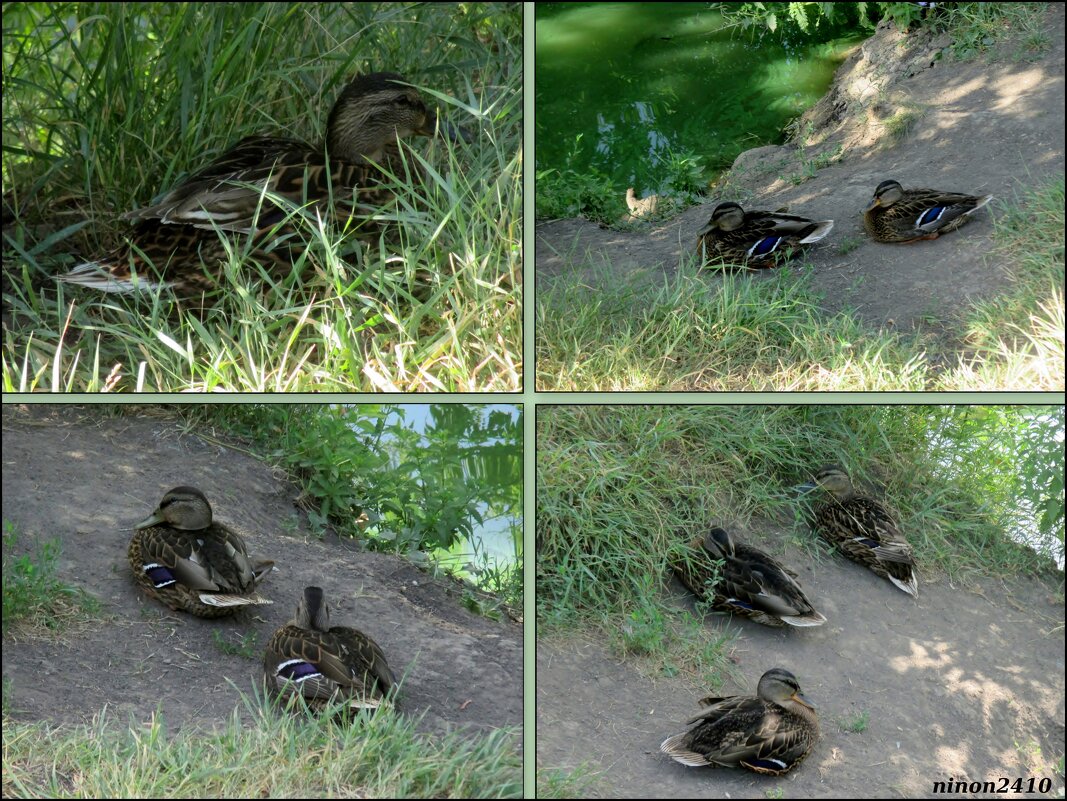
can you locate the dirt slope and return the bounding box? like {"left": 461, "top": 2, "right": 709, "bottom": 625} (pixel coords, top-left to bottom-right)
{"left": 1, "top": 405, "right": 522, "bottom": 740}
{"left": 535, "top": 7, "right": 1065, "bottom": 372}
{"left": 536, "top": 527, "right": 1064, "bottom": 799}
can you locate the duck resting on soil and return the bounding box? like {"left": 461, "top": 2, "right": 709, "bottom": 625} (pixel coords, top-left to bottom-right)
{"left": 671, "top": 526, "right": 826, "bottom": 627}
{"left": 59, "top": 72, "right": 467, "bottom": 296}
{"left": 128, "top": 486, "right": 274, "bottom": 617}
{"left": 695, "top": 201, "right": 834, "bottom": 269}
{"left": 863, "top": 179, "right": 992, "bottom": 243}
{"left": 264, "top": 585, "right": 397, "bottom": 713}
{"left": 661, "top": 667, "right": 819, "bottom": 775}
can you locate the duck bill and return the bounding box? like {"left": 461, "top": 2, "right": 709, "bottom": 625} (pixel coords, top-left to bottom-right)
{"left": 417, "top": 110, "right": 472, "bottom": 144}
{"left": 864, "top": 197, "right": 881, "bottom": 213}
{"left": 792, "top": 690, "right": 816, "bottom": 710}
{"left": 791, "top": 482, "right": 818, "bottom": 495}
{"left": 134, "top": 511, "right": 164, "bottom": 529}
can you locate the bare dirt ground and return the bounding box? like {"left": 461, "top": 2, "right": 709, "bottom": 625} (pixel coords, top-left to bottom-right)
{"left": 1, "top": 405, "right": 522, "bottom": 742}
{"left": 536, "top": 522, "right": 1065, "bottom": 799}
{"left": 535, "top": 7, "right": 1065, "bottom": 381}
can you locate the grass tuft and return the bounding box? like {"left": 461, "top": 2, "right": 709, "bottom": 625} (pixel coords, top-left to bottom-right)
{"left": 1, "top": 687, "right": 522, "bottom": 798}
{"left": 838, "top": 709, "right": 871, "bottom": 733}
{"left": 212, "top": 629, "right": 260, "bottom": 660}
{"left": 2, "top": 521, "right": 100, "bottom": 638}
{"left": 536, "top": 265, "right": 928, "bottom": 391}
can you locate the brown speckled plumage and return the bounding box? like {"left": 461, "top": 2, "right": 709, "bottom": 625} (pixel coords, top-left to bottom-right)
{"left": 128, "top": 486, "right": 273, "bottom": 617}
{"left": 809, "top": 464, "right": 918, "bottom": 596}
{"left": 264, "top": 586, "right": 396, "bottom": 712}
{"left": 863, "top": 179, "right": 992, "bottom": 243}
{"left": 60, "top": 73, "right": 463, "bottom": 295}
{"left": 661, "top": 668, "right": 819, "bottom": 775}
{"left": 696, "top": 201, "right": 833, "bottom": 269}
{"left": 672, "top": 527, "right": 826, "bottom": 627}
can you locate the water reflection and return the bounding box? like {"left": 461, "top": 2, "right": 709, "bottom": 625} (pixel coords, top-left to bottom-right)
{"left": 349, "top": 404, "right": 522, "bottom": 584}
{"left": 536, "top": 2, "right": 864, "bottom": 193}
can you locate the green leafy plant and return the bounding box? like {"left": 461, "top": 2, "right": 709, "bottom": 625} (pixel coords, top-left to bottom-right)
{"left": 174, "top": 405, "right": 522, "bottom": 604}
{"left": 2, "top": 522, "right": 99, "bottom": 636}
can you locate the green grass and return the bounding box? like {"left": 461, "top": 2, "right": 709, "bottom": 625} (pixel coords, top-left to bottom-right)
{"left": 939, "top": 2, "right": 1052, "bottom": 61}
{"left": 536, "top": 264, "right": 929, "bottom": 391}
{"left": 212, "top": 629, "right": 260, "bottom": 660}
{"left": 2, "top": 521, "right": 100, "bottom": 637}
{"left": 2, "top": 3, "right": 520, "bottom": 392}
{"left": 536, "top": 405, "right": 1063, "bottom": 629}
{"left": 941, "top": 178, "right": 1065, "bottom": 390}
{"left": 881, "top": 106, "right": 926, "bottom": 144}
{"left": 536, "top": 766, "right": 596, "bottom": 799}
{"left": 836, "top": 235, "right": 864, "bottom": 256}
{"left": 838, "top": 710, "right": 871, "bottom": 733}
{"left": 611, "top": 603, "right": 739, "bottom": 687}
{"left": 782, "top": 144, "right": 845, "bottom": 186}
{"left": 536, "top": 177, "right": 1064, "bottom": 391}
{"left": 1, "top": 692, "right": 522, "bottom": 798}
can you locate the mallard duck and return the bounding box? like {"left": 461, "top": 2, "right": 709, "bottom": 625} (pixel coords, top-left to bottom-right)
{"left": 661, "top": 667, "right": 819, "bottom": 775}
{"left": 863, "top": 179, "right": 993, "bottom": 243}
{"left": 59, "top": 72, "right": 466, "bottom": 295}
{"left": 696, "top": 201, "right": 834, "bottom": 268}
{"left": 798, "top": 464, "right": 918, "bottom": 596}
{"left": 264, "top": 586, "right": 397, "bottom": 712}
{"left": 672, "top": 527, "right": 826, "bottom": 627}
{"left": 625, "top": 187, "right": 660, "bottom": 220}
{"left": 128, "top": 486, "right": 274, "bottom": 617}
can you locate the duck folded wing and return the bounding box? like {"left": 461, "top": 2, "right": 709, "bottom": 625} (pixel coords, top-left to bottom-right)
{"left": 123, "top": 141, "right": 389, "bottom": 235}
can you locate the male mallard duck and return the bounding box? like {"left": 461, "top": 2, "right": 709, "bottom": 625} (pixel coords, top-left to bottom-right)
{"left": 128, "top": 486, "right": 274, "bottom": 617}
{"left": 863, "top": 179, "right": 993, "bottom": 243}
{"left": 264, "top": 586, "right": 397, "bottom": 712}
{"left": 672, "top": 527, "right": 826, "bottom": 627}
{"left": 59, "top": 72, "right": 466, "bottom": 295}
{"left": 661, "top": 667, "right": 819, "bottom": 775}
{"left": 798, "top": 464, "right": 918, "bottom": 596}
{"left": 696, "top": 201, "right": 833, "bottom": 268}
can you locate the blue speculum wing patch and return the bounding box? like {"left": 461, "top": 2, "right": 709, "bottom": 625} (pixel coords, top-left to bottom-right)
{"left": 277, "top": 660, "right": 322, "bottom": 682}
{"left": 145, "top": 564, "right": 176, "bottom": 588}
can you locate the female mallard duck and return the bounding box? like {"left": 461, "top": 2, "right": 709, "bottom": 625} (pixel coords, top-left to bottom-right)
{"left": 672, "top": 527, "right": 826, "bottom": 627}
{"left": 799, "top": 464, "right": 918, "bottom": 596}
{"left": 265, "top": 586, "right": 397, "bottom": 712}
{"left": 863, "top": 179, "right": 993, "bottom": 243}
{"left": 59, "top": 72, "right": 466, "bottom": 295}
{"left": 661, "top": 667, "right": 819, "bottom": 775}
{"left": 696, "top": 201, "right": 833, "bottom": 269}
{"left": 625, "top": 187, "right": 660, "bottom": 220}
{"left": 128, "top": 486, "right": 274, "bottom": 617}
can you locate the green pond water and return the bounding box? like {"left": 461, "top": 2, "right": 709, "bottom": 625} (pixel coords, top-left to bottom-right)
{"left": 535, "top": 2, "right": 866, "bottom": 197}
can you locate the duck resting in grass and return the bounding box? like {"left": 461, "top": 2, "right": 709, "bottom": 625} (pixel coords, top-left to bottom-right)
{"left": 59, "top": 72, "right": 468, "bottom": 296}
